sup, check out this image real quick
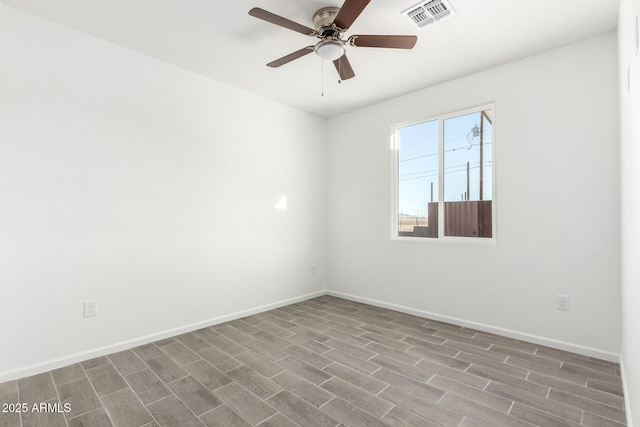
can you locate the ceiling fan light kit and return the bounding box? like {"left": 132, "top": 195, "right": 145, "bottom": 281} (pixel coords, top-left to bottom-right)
{"left": 315, "top": 39, "right": 346, "bottom": 61}
{"left": 249, "top": 0, "right": 418, "bottom": 80}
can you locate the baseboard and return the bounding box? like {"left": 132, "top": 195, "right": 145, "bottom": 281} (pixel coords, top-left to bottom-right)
{"left": 619, "top": 356, "right": 635, "bottom": 427}
{"left": 326, "top": 290, "right": 621, "bottom": 363}
{"left": 2, "top": 288, "right": 624, "bottom": 383}
{"left": 0, "top": 290, "right": 326, "bottom": 383}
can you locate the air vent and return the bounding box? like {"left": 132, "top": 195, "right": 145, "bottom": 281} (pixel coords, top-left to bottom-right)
{"left": 402, "top": 0, "right": 455, "bottom": 29}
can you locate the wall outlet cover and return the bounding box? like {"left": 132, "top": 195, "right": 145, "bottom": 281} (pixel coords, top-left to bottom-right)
{"left": 556, "top": 295, "right": 570, "bottom": 311}
{"left": 83, "top": 300, "right": 97, "bottom": 317}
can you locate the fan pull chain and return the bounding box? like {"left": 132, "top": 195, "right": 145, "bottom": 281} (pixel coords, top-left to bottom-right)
{"left": 338, "top": 58, "right": 342, "bottom": 84}
{"left": 321, "top": 59, "right": 324, "bottom": 97}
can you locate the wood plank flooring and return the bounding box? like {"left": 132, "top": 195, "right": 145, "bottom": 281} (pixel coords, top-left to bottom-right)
{"left": 0, "top": 296, "right": 627, "bottom": 426}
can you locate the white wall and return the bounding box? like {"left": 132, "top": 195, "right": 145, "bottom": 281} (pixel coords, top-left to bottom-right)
{"left": 619, "top": 0, "right": 640, "bottom": 424}
{"left": 326, "top": 32, "right": 621, "bottom": 357}
{"left": 0, "top": 5, "right": 326, "bottom": 380}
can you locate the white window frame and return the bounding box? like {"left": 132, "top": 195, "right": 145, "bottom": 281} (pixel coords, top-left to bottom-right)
{"left": 391, "top": 103, "right": 496, "bottom": 243}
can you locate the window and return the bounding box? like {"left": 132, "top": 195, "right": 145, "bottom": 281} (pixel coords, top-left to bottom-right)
{"left": 394, "top": 105, "right": 494, "bottom": 240}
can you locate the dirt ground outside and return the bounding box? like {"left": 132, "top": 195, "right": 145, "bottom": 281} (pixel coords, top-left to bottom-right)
{"left": 398, "top": 216, "right": 428, "bottom": 232}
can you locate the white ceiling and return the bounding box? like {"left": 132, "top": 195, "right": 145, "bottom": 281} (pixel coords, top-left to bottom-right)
{"left": 2, "top": 0, "right": 619, "bottom": 118}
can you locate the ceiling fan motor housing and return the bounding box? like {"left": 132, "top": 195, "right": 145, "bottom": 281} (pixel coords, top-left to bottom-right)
{"left": 313, "top": 7, "right": 340, "bottom": 32}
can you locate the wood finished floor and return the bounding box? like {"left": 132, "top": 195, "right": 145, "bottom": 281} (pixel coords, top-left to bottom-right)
{"left": 0, "top": 296, "right": 627, "bottom": 427}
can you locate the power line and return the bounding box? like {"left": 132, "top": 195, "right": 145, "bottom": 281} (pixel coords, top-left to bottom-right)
{"left": 399, "top": 142, "right": 493, "bottom": 163}
{"left": 399, "top": 162, "right": 493, "bottom": 182}
{"left": 399, "top": 152, "right": 438, "bottom": 162}
{"left": 400, "top": 161, "right": 492, "bottom": 177}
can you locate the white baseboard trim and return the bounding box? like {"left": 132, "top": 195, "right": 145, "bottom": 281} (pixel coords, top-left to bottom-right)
{"left": 619, "top": 356, "right": 635, "bottom": 427}
{"left": 1, "top": 289, "right": 625, "bottom": 383}
{"left": 326, "top": 290, "right": 621, "bottom": 363}
{"left": 0, "top": 290, "right": 325, "bottom": 383}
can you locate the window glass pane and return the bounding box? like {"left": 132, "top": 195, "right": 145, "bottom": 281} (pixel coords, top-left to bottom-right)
{"left": 443, "top": 109, "right": 493, "bottom": 237}
{"left": 397, "top": 120, "right": 439, "bottom": 237}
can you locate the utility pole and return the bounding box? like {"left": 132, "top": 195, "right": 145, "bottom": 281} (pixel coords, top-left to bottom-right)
{"left": 466, "top": 161, "right": 470, "bottom": 201}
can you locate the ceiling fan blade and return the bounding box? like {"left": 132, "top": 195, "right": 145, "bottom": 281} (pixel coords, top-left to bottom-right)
{"left": 350, "top": 35, "right": 418, "bottom": 49}
{"left": 267, "top": 46, "right": 315, "bottom": 68}
{"left": 333, "top": 55, "right": 355, "bottom": 80}
{"left": 333, "top": 0, "right": 372, "bottom": 30}
{"left": 249, "top": 8, "right": 315, "bottom": 36}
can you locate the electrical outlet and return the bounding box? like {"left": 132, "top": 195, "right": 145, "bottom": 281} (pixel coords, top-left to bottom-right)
{"left": 311, "top": 264, "right": 317, "bottom": 275}
{"left": 556, "top": 295, "right": 570, "bottom": 311}
{"left": 83, "top": 300, "right": 97, "bottom": 317}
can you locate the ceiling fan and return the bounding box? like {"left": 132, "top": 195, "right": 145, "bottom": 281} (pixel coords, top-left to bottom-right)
{"left": 249, "top": 0, "right": 418, "bottom": 81}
